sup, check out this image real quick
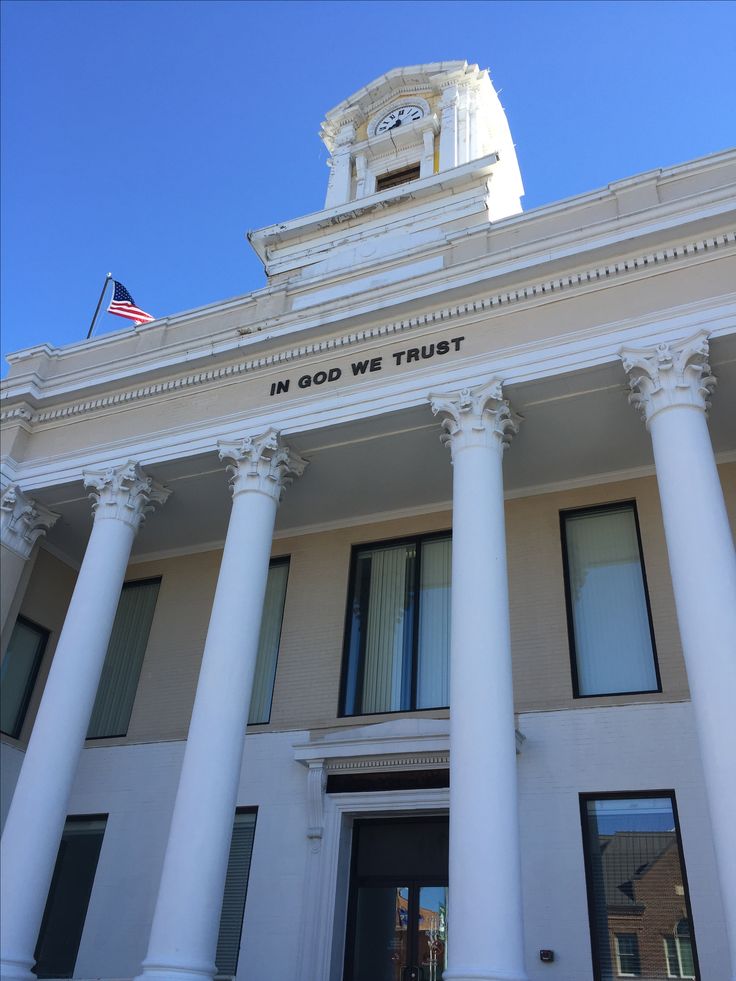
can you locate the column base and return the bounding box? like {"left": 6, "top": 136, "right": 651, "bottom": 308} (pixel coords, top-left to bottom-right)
{"left": 444, "top": 969, "right": 528, "bottom": 981}
{"left": 0, "top": 956, "right": 36, "bottom": 981}
{"left": 134, "top": 959, "right": 216, "bottom": 981}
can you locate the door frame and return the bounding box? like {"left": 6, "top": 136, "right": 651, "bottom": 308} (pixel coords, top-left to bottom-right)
{"left": 295, "top": 786, "right": 449, "bottom": 981}
{"left": 343, "top": 815, "right": 449, "bottom": 981}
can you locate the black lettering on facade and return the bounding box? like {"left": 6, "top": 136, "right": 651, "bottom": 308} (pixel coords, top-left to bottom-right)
{"left": 406, "top": 348, "right": 420, "bottom": 363}
{"left": 352, "top": 360, "right": 370, "bottom": 375}
{"left": 369, "top": 357, "right": 383, "bottom": 372}
{"left": 436, "top": 340, "right": 450, "bottom": 355}
{"left": 451, "top": 336, "right": 465, "bottom": 351}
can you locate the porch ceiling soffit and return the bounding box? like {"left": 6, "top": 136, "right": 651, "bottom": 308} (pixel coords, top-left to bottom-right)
{"left": 2, "top": 228, "right": 735, "bottom": 435}
{"left": 3, "top": 155, "right": 735, "bottom": 409}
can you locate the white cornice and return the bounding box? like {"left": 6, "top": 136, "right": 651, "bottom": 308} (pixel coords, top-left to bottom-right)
{"left": 3, "top": 149, "right": 734, "bottom": 406}
{"left": 6, "top": 292, "right": 735, "bottom": 497}
{"left": 2, "top": 230, "right": 734, "bottom": 431}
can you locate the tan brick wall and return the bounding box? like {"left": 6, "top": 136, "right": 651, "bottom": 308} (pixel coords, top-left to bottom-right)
{"left": 4, "top": 463, "right": 734, "bottom": 748}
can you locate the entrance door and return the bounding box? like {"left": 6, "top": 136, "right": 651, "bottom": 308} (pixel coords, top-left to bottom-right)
{"left": 344, "top": 817, "right": 448, "bottom": 981}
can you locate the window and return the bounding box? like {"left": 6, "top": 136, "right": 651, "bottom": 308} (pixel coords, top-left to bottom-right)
{"left": 614, "top": 933, "right": 640, "bottom": 976}
{"left": 248, "top": 558, "right": 289, "bottom": 725}
{"left": 665, "top": 920, "right": 696, "bottom": 978}
{"left": 87, "top": 578, "right": 161, "bottom": 738}
{"left": 580, "top": 793, "right": 700, "bottom": 981}
{"left": 215, "top": 809, "right": 257, "bottom": 979}
{"left": 341, "top": 533, "right": 451, "bottom": 716}
{"left": 561, "top": 502, "right": 659, "bottom": 696}
{"left": 375, "top": 164, "right": 421, "bottom": 192}
{"left": 1, "top": 616, "right": 49, "bottom": 738}
{"left": 34, "top": 816, "right": 107, "bottom": 978}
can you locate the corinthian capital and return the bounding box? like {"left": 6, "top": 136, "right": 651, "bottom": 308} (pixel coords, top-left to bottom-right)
{"left": 430, "top": 379, "right": 520, "bottom": 457}
{"left": 218, "top": 428, "right": 307, "bottom": 502}
{"left": 621, "top": 330, "right": 716, "bottom": 425}
{"left": 84, "top": 461, "right": 170, "bottom": 531}
{"left": 0, "top": 486, "right": 59, "bottom": 559}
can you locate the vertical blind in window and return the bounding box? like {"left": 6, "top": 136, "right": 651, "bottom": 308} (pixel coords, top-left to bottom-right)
{"left": 34, "top": 816, "right": 107, "bottom": 979}
{"left": 248, "top": 559, "right": 289, "bottom": 725}
{"left": 1, "top": 617, "right": 48, "bottom": 738}
{"left": 563, "top": 504, "right": 658, "bottom": 696}
{"left": 343, "top": 535, "right": 451, "bottom": 716}
{"left": 87, "top": 579, "right": 160, "bottom": 739}
{"left": 417, "top": 537, "right": 451, "bottom": 708}
{"left": 215, "top": 810, "right": 257, "bottom": 979}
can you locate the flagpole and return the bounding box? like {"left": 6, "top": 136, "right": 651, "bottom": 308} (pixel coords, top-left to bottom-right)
{"left": 86, "top": 273, "right": 113, "bottom": 339}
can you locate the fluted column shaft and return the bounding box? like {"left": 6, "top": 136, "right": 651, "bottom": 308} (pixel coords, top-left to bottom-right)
{"left": 623, "top": 332, "right": 736, "bottom": 979}
{"left": 431, "top": 383, "right": 527, "bottom": 981}
{"left": 136, "top": 430, "right": 305, "bottom": 981}
{"left": 0, "top": 463, "right": 168, "bottom": 981}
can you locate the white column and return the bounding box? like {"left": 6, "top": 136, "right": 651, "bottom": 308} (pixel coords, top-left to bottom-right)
{"left": 324, "top": 124, "right": 355, "bottom": 208}
{"left": 622, "top": 331, "right": 736, "bottom": 978}
{"left": 430, "top": 382, "right": 527, "bottom": 981}
{"left": 0, "top": 462, "right": 169, "bottom": 981}
{"left": 420, "top": 128, "right": 435, "bottom": 179}
{"left": 439, "top": 85, "right": 458, "bottom": 172}
{"left": 136, "top": 429, "right": 306, "bottom": 981}
{"left": 0, "top": 485, "right": 58, "bottom": 636}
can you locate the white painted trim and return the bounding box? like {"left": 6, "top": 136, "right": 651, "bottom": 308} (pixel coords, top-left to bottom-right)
{"left": 2, "top": 157, "right": 734, "bottom": 406}
{"left": 7, "top": 298, "right": 736, "bottom": 496}
{"left": 301, "top": 786, "right": 451, "bottom": 981}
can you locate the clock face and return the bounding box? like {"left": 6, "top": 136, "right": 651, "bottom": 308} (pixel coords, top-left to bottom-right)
{"left": 375, "top": 104, "right": 425, "bottom": 134}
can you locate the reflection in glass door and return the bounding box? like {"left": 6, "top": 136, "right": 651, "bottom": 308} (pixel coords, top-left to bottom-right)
{"left": 344, "top": 817, "right": 449, "bottom": 981}
{"left": 417, "top": 886, "right": 448, "bottom": 981}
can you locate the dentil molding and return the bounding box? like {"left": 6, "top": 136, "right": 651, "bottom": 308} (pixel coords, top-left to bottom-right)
{"left": 1, "top": 230, "right": 733, "bottom": 430}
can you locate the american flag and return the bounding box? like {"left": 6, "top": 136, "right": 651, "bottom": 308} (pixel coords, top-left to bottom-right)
{"left": 107, "top": 280, "right": 155, "bottom": 325}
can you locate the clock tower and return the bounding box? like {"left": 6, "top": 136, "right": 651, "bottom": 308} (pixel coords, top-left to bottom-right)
{"left": 320, "top": 61, "right": 523, "bottom": 214}
{"left": 248, "top": 61, "right": 524, "bottom": 309}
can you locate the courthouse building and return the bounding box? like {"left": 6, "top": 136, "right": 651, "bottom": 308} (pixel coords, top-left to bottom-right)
{"left": 1, "top": 62, "right": 735, "bottom": 981}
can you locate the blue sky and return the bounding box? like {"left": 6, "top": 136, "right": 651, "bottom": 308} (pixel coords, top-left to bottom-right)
{"left": 2, "top": 0, "right": 735, "bottom": 373}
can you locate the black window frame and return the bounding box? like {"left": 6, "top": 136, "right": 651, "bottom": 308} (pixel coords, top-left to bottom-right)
{"left": 559, "top": 500, "right": 662, "bottom": 699}
{"left": 375, "top": 163, "right": 421, "bottom": 192}
{"left": 34, "top": 813, "right": 108, "bottom": 979}
{"left": 579, "top": 790, "right": 701, "bottom": 981}
{"left": 1, "top": 614, "right": 50, "bottom": 739}
{"left": 246, "top": 555, "right": 290, "bottom": 728}
{"left": 338, "top": 530, "right": 451, "bottom": 718}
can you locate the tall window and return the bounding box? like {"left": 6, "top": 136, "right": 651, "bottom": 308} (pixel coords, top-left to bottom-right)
{"left": 215, "top": 809, "right": 257, "bottom": 979}
{"left": 580, "top": 794, "right": 700, "bottom": 981}
{"left": 87, "top": 578, "right": 161, "bottom": 738}
{"left": 561, "top": 502, "right": 659, "bottom": 696}
{"left": 248, "top": 558, "right": 289, "bottom": 725}
{"left": 34, "top": 816, "right": 107, "bottom": 978}
{"left": 1, "top": 616, "right": 49, "bottom": 738}
{"left": 341, "top": 533, "right": 451, "bottom": 716}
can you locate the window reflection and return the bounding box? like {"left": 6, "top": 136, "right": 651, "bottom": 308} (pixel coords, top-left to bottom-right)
{"left": 582, "top": 796, "right": 698, "bottom": 980}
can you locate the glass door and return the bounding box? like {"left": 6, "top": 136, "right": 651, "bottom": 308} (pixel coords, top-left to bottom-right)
{"left": 344, "top": 818, "right": 448, "bottom": 981}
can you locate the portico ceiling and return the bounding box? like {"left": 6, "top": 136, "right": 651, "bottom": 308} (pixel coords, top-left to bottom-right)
{"left": 31, "top": 336, "right": 736, "bottom": 567}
